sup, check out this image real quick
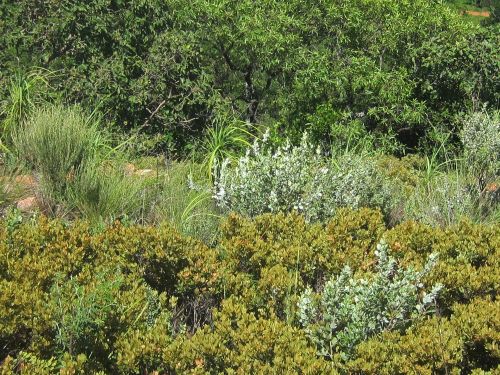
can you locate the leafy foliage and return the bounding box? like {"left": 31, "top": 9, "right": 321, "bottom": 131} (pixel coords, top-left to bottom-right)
{"left": 298, "top": 240, "right": 442, "bottom": 360}
{"left": 0, "top": 209, "right": 498, "bottom": 372}
{"left": 1, "top": 0, "right": 497, "bottom": 151}
{"left": 214, "top": 133, "right": 392, "bottom": 221}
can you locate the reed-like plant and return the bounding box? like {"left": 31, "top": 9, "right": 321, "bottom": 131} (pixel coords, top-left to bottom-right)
{"left": 1, "top": 69, "right": 56, "bottom": 153}
{"left": 68, "top": 159, "right": 147, "bottom": 224}
{"left": 201, "top": 118, "right": 255, "bottom": 180}
{"left": 146, "top": 161, "right": 221, "bottom": 243}
{"left": 12, "top": 105, "right": 103, "bottom": 199}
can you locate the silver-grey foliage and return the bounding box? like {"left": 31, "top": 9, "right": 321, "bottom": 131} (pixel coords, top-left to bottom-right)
{"left": 461, "top": 110, "right": 499, "bottom": 188}
{"left": 214, "top": 132, "right": 391, "bottom": 222}
{"left": 298, "top": 240, "right": 443, "bottom": 359}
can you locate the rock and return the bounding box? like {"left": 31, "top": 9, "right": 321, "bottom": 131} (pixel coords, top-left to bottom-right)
{"left": 464, "top": 10, "right": 490, "bottom": 17}
{"left": 135, "top": 169, "right": 154, "bottom": 177}
{"left": 0, "top": 175, "right": 37, "bottom": 194}
{"left": 485, "top": 182, "right": 499, "bottom": 193}
{"left": 124, "top": 163, "right": 136, "bottom": 176}
{"left": 16, "top": 196, "right": 38, "bottom": 212}
{"left": 15, "top": 175, "right": 37, "bottom": 189}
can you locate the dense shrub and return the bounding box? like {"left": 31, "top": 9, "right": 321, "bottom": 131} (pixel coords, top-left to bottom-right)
{"left": 298, "top": 240, "right": 442, "bottom": 360}
{"left": 214, "top": 134, "right": 392, "bottom": 221}
{"left": 347, "top": 298, "right": 500, "bottom": 374}
{"left": 0, "top": 217, "right": 204, "bottom": 372}
{"left": 163, "top": 299, "right": 331, "bottom": 374}
{"left": 324, "top": 207, "right": 386, "bottom": 271}
{"left": 384, "top": 219, "right": 500, "bottom": 311}
{"left": 0, "top": 209, "right": 498, "bottom": 373}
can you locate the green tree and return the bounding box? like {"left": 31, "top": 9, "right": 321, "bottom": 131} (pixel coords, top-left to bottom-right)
{"left": 1, "top": 0, "right": 497, "bottom": 152}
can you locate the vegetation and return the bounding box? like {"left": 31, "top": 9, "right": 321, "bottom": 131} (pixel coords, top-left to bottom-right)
{"left": 1, "top": 0, "right": 498, "bottom": 152}
{"left": 0, "top": 0, "right": 498, "bottom": 373}
{"left": 0, "top": 210, "right": 498, "bottom": 373}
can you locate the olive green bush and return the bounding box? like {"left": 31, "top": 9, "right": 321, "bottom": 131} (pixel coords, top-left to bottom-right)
{"left": 347, "top": 298, "right": 500, "bottom": 374}
{"left": 0, "top": 217, "right": 201, "bottom": 373}
{"left": 164, "top": 298, "right": 331, "bottom": 374}
{"left": 0, "top": 209, "right": 498, "bottom": 373}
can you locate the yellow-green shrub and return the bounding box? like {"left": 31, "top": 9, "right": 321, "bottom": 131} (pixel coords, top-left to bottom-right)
{"left": 324, "top": 207, "right": 386, "bottom": 272}
{"left": 383, "top": 220, "right": 445, "bottom": 266}
{"left": 0, "top": 209, "right": 498, "bottom": 373}
{"left": 384, "top": 219, "right": 499, "bottom": 310}
{"left": 213, "top": 212, "right": 332, "bottom": 312}
{"left": 0, "top": 218, "right": 203, "bottom": 372}
{"left": 348, "top": 298, "right": 500, "bottom": 374}
{"left": 163, "top": 298, "right": 333, "bottom": 374}
{"left": 0, "top": 218, "right": 95, "bottom": 356}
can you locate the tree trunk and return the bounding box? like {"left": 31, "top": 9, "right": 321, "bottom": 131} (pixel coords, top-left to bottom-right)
{"left": 244, "top": 66, "right": 258, "bottom": 124}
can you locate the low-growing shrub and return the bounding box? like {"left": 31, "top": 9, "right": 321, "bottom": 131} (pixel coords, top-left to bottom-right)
{"left": 0, "top": 217, "right": 199, "bottom": 372}
{"left": 214, "top": 133, "right": 392, "bottom": 222}
{"left": 324, "top": 207, "right": 386, "bottom": 271}
{"left": 298, "top": 240, "right": 442, "bottom": 360}
{"left": 163, "top": 298, "right": 331, "bottom": 374}
{"left": 384, "top": 219, "right": 500, "bottom": 311}
{"left": 208, "top": 212, "right": 332, "bottom": 315}
{"left": 0, "top": 210, "right": 498, "bottom": 373}
{"left": 347, "top": 298, "right": 500, "bottom": 374}
{"left": 207, "top": 209, "right": 384, "bottom": 316}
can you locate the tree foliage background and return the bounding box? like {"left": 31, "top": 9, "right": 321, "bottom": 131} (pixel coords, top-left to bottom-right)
{"left": 1, "top": 0, "right": 498, "bottom": 152}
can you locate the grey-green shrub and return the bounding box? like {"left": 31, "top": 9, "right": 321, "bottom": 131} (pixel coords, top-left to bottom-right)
{"left": 461, "top": 110, "right": 499, "bottom": 189}
{"left": 214, "top": 132, "right": 391, "bottom": 222}
{"left": 298, "top": 240, "right": 442, "bottom": 359}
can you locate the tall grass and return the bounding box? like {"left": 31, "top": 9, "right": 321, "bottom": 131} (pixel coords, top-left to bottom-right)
{"left": 69, "top": 158, "right": 147, "bottom": 224}
{"left": 402, "top": 116, "right": 499, "bottom": 226}
{"left": 0, "top": 176, "right": 7, "bottom": 211}
{"left": 405, "top": 170, "right": 477, "bottom": 227}
{"left": 146, "top": 161, "right": 221, "bottom": 244}
{"left": 13, "top": 105, "right": 103, "bottom": 199}
{"left": 1, "top": 69, "right": 55, "bottom": 153}
{"left": 9, "top": 104, "right": 222, "bottom": 232}
{"left": 11, "top": 105, "right": 148, "bottom": 223}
